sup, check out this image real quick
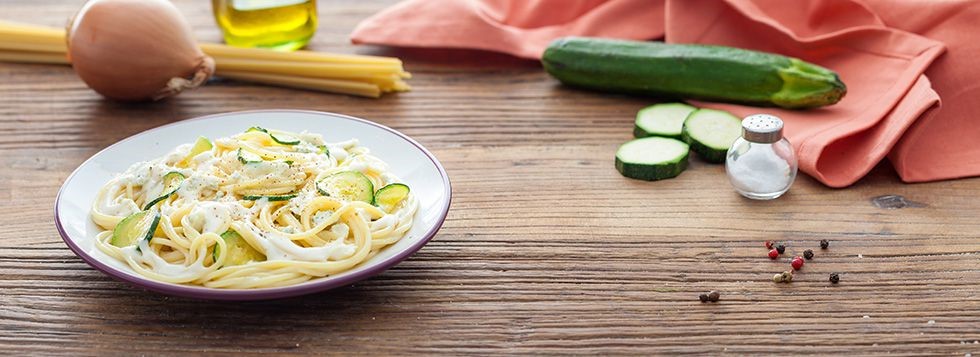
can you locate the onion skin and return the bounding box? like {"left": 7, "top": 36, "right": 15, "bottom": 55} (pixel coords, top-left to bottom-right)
{"left": 67, "top": 0, "right": 214, "bottom": 101}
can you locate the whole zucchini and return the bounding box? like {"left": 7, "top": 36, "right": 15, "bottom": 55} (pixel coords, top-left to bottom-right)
{"left": 542, "top": 37, "right": 846, "bottom": 109}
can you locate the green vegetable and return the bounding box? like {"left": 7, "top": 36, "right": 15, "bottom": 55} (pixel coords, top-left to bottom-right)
{"left": 615, "top": 137, "right": 689, "bottom": 181}
{"left": 542, "top": 37, "right": 846, "bottom": 109}
{"left": 634, "top": 103, "right": 697, "bottom": 139}
{"left": 242, "top": 194, "right": 297, "bottom": 201}
{"left": 213, "top": 230, "right": 265, "bottom": 267}
{"left": 142, "top": 171, "right": 185, "bottom": 210}
{"left": 317, "top": 171, "right": 374, "bottom": 203}
{"left": 237, "top": 148, "right": 263, "bottom": 164}
{"left": 317, "top": 145, "right": 330, "bottom": 157}
{"left": 681, "top": 109, "right": 742, "bottom": 163}
{"left": 374, "top": 183, "right": 410, "bottom": 212}
{"left": 110, "top": 210, "right": 161, "bottom": 247}
{"left": 245, "top": 126, "right": 299, "bottom": 145}
{"left": 179, "top": 136, "right": 212, "bottom": 167}
{"left": 269, "top": 132, "right": 300, "bottom": 145}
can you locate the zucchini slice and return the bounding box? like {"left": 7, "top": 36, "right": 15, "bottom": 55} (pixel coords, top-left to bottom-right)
{"left": 317, "top": 145, "right": 330, "bottom": 157}
{"left": 143, "top": 171, "right": 186, "bottom": 210}
{"left": 269, "top": 132, "right": 300, "bottom": 146}
{"left": 110, "top": 210, "right": 161, "bottom": 247}
{"left": 245, "top": 126, "right": 300, "bottom": 145}
{"left": 374, "top": 183, "right": 410, "bottom": 212}
{"left": 681, "top": 109, "right": 742, "bottom": 163}
{"left": 634, "top": 103, "right": 697, "bottom": 139}
{"left": 615, "top": 137, "right": 689, "bottom": 181}
{"left": 242, "top": 194, "right": 297, "bottom": 201}
{"left": 317, "top": 171, "right": 374, "bottom": 203}
{"left": 237, "top": 148, "right": 264, "bottom": 164}
{"left": 179, "top": 136, "right": 213, "bottom": 167}
{"left": 213, "top": 230, "right": 265, "bottom": 267}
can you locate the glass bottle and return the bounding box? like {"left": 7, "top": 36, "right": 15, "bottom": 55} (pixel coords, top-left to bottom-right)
{"left": 212, "top": 0, "right": 318, "bottom": 51}
{"left": 725, "top": 114, "right": 798, "bottom": 200}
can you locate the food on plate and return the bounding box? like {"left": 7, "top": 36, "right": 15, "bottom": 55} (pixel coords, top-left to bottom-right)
{"left": 542, "top": 37, "right": 847, "bottom": 109}
{"left": 90, "top": 127, "right": 417, "bottom": 289}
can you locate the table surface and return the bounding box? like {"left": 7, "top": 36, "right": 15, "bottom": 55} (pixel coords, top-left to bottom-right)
{"left": 2, "top": 0, "right": 978, "bottom": 355}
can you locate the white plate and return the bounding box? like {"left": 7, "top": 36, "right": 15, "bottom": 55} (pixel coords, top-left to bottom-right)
{"left": 55, "top": 110, "right": 451, "bottom": 300}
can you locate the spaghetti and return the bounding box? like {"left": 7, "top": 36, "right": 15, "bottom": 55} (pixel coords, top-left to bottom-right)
{"left": 90, "top": 127, "right": 417, "bottom": 289}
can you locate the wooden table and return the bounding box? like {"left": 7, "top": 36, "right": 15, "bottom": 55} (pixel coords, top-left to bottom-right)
{"left": 2, "top": 1, "right": 978, "bottom": 355}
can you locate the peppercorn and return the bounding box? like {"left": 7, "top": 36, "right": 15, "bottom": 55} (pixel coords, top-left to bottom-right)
{"left": 768, "top": 249, "right": 779, "bottom": 259}
{"left": 829, "top": 273, "right": 840, "bottom": 284}
{"left": 803, "top": 249, "right": 814, "bottom": 260}
{"left": 781, "top": 271, "right": 793, "bottom": 283}
{"left": 820, "top": 239, "right": 829, "bottom": 249}
{"left": 699, "top": 293, "right": 710, "bottom": 302}
{"left": 791, "top": 256, "right": 804, "bottom": 270}
{"left": 765, "top": 241, "right": 774, "bottom": 250}
{"left": 707, "top": 291, "right": 720, "bottom": 302}
{"left": 773, "top": 273, "right": 784, "bottom": 283}
{"left": 775, "top": 244, "right": 786, "bottom": 254}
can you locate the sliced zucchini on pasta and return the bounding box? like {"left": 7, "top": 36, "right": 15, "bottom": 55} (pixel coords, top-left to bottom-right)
{"left": 269, "top": 132, "right": 300, "bottom": 145}
{"left": 179, "top": 136, "right": 213, "bottom": 167}
{"left": 374, "top": 183, "right": 410, "bottom": 212}
{"left": 143, "top": 171, "right": 186, "bottom": 210}
{"left": 317, "top": 171, "right": 374, "bottom": 203}
{"left": 318, "top": 145, "right": 330, "bottom": 157}
{"left": 242, "top": 194, "right": 297, "bottom": 201}
{"left": 245, "top": 126, "right": 300, "bottom": 145}
{"left": 237, "top": 148, "right": 264, "bottom": 164}
{"left": 214, "top": 230, "right": 265, "bottom": 267}
{"left": 111, "top": 210, "right": 161, "bottom": 247}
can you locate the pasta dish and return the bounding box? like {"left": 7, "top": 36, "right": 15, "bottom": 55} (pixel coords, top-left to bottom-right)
{"left": 90, "top": 127, "right": 417, "bottom": 289}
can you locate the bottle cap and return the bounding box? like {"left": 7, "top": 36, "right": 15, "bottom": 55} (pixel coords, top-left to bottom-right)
{"left": 742, "top": 114, "right": 784, "bottom": 143}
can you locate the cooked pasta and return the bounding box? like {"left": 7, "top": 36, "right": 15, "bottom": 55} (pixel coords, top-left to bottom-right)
{"left": 90, "top": 127, "right": 417, "bottom": 289}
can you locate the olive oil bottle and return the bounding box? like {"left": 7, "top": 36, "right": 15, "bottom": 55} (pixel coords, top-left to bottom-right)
{"left": 212, "top": 0, "right": 317, "bottom": 51}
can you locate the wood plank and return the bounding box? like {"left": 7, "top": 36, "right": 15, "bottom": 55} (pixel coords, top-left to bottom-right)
{"left": 0, "top": 0, "right": 977, "bottom": 355}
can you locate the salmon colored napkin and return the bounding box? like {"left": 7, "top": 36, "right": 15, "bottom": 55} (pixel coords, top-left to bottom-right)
{"left": 352, "top": 0, "right": 978, "bottom": 187}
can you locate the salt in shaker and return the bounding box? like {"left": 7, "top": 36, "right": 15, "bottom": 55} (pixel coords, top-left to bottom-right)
{"left": 725, "top": 114, "right": 797, "bottom": 200}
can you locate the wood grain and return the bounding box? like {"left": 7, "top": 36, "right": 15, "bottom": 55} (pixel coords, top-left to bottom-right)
{"left": 1, "top": 0, "right": 978, "bottom": 355}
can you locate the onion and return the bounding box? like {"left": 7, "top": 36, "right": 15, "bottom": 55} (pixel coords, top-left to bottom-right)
{"left": 67, "top": 0, "right": 214, "bottom": 101}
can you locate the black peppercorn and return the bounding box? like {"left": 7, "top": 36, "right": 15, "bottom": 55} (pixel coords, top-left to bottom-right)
{"left": 699, "top": 293, "right": 709, "bottom": 303}
{"left": 803, "top": 249, "right": 814, "bottom": 260}
{"left": 775, "top": 244, "right": 786, "bottom": 254}
{"left": 829, "top": 273, "right": 840, "bottom": 284}
{"left": 707, "top": 291, "right": 720, "bottom": 302}
{"left": 820, "top": 239, "right": 829, "bottom": 249}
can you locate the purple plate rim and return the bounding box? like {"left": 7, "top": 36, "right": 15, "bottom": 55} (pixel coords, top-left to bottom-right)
{"left": 53, "top": 109, "right": 452, "bottom": 301}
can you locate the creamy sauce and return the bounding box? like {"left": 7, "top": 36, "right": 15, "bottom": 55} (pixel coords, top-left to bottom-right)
{"left": 121, "top": 241, "right": 209, "bottom": 281}
{"left": 312, "top": 210, "right": 334, "bottom": 226}
{"left": 371, "top": 214, "right": 396, "bottom": 231}
{"left": 186, "top": 201, "right": 233, "bottom": 234}
{"left": 245, "top": 222, "right": 356, "bottom": 262}
{"left": 177, "top": 174, "right": 222, "bottom": 201}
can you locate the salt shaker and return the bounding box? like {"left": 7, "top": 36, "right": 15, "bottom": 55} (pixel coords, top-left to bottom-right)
{"left": 725, "top": 114, "right": 797, "bottom": 200}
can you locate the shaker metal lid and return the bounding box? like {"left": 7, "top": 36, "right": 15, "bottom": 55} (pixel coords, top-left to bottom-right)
{"left": 742, "top": 114, "right": 783, "bottom": 143}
